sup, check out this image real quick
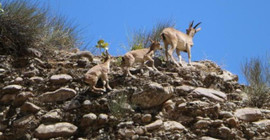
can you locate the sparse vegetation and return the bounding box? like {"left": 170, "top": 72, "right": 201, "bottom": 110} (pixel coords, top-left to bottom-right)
{"left": 0, "top": 2, "right": 4, "bottom": 13}
{"left": 0, "top": 0, "right": 82, "bottom": 56}
{"left": 108, "top": 92, "right": 133, "bottom": 118}
{"left": 95, "top": 39, "right": 109, "bottom": 55}
{"left": 242, "top": 56, "right": 270, "bottom": 107}
{"left": 127, "top": 20, "right": 175, "bottom": 51}
{"left": 114, "top": 56, "right": 123, "bottom": 67}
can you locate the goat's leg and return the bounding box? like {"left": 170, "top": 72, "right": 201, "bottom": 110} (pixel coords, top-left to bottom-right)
{"left": 164, "top": 42, "right": 169, "bottom": 61}
{"left": 168, "top": 44, "right": 179, "bottom": 67}
{"left": 176, "top": 48, "right": 183, "bottom": 66}
{"left": 122, "top": 65, "right": 127, "bottom": 76}
{"left": 86, "top": 77, "right": 105, "bottom": 92}
{"left": 101, "top": 74, "right": 112, "bottom": 91}
{"left": 91, "top": 79, "right": 106, "bottom": 92}
{"left": 126, "top": 56, "right": 137, "bottom": 78}
{"left": 127, "top": 67, "right": 137, "bottom": 79}
{"left": 144, "top": 55, "right": 158, "bottom": 71}
{"left": 139, "top": 62, "right": 145, "bottom": 73}
{"left": 92, "top": 86, "right": 106, "bottom": 92}
{"left": 187, "top": 45, "right": 192, "bottom": 66}
{"left": 123, "top": 66, "right": 129, "bottom": 76}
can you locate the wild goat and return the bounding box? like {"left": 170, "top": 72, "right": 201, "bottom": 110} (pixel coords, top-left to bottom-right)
{"left": 84, "top": 51, "right": 112, "bottom": 92}
{"left": 161, "top": 21, "right": 201, "bottom": 66}
{"left": 121, "top": 39, "right": 162, "bottom": 78}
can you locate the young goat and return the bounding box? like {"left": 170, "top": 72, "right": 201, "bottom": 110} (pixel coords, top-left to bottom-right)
{"left": 84, "top": 51, "right": 112, "bottom": 92}
{"left": 121, "top": 39, "right": 162, "bottom": 78}
{"left": 161, "top": 21, "right": 201, "bottom": 66}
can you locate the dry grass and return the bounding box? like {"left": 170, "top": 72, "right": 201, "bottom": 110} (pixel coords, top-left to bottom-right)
{"left": 0, "top": 0, "right": 82, "bottom": 57}
{"left": 126, "top": 19, "right": 175, "bottom": 51}
{"left": 242, "top": 56, "right": 270, "bottom": 107}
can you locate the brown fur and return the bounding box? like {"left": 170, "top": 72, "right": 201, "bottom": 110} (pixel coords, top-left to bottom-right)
{"left": 122, "top": 40, "right": 161, "bottom": 78}
{"left": 161, "top": 21, "right": 201, "bottom": 66}
{"left": 84, "top": 53, "right": 112, "bottom": 92}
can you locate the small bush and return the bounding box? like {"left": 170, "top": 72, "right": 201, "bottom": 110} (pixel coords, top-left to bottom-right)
{"left": 114, "top": 56, "right": 122, "bottom": 67}
{"left": 242, "top": 56, "right": 270, "bottom": 107}
{"left": 0, "top": 0, "right": 82, "bottom": 56}
{"left": 108, "top": 92, "right": 133, "bottom": 118}
{"left": 127, "top": 20, "right": 175, "bottom": 51}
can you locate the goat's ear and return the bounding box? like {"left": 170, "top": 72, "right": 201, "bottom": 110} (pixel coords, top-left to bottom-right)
{"left": 196, "top": 27, "right": 201, "bottom": 32}
{"left": 150, "top": 38, "right": 154, "bottom": 43}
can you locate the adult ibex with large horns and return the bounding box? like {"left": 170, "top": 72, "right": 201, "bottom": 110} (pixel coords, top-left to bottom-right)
{"left": 160, "top": 21, "right": 201, "bottom": 66}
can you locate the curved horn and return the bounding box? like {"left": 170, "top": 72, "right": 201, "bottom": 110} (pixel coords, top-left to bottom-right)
{"left": 189, "top": 20, "right": 194, "bottom": 28}
{"left": 193, "top": 22, "right": 201, "bottom": 29}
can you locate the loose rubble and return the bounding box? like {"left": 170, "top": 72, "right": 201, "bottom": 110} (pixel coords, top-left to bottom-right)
{"left": 0, "top": 51, "right": 270, "bottom": 139}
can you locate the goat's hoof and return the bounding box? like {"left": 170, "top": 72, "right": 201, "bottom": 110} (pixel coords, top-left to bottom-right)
{"left": 100, "top": 89, "right": 106, "bottom": 92}
{"left": 131, "top": 76, "right": 137, "bottom": 79}
{"left": 107, "top": 87, "right": 112, "bottom": 91}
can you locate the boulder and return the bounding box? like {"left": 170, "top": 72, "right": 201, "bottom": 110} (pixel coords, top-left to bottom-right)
{"left": 253, "top": 120, "right": 270, "bottom": 129}
{"left": 14, "top": 92, "right": 34, "bottom": 106}
{"left": 42, "top": 109, "right": 62, "bottom": 122}
{"left": 191, "top": 87, "right": 227, "bottom": 102}
{"left": 218, "top": 70, "right": 238, "bottom": 82}
{"left": 145, "top": 119, "right": 163, "bottom": 131}
{"left": 2, "top": 85, "right": 22, "bottom": 94}
{"left": 50, "top": 74, "right": 72, "bottom": 84}
{"left": 30, "top": 76, "right": 44, "bottom": 83}
{"left": 200, "top": 136, "right": 220, "bottom": 140}
{"left": 14, "top": 77, "right": 23, "bottom": 84}
{"left": 13, "top": 115, "right": 36, "bottom": 128}
{"left": 70, "top": 51, "right": 93, "bottom": 62}
{"left": 98, "top": 114, "right": 108, "bottom": 124}
{"left": 132, "top": 82, "right": 174, "bottom": 108}
{"left": 218, "top": 126, "right": 232, "bottom": 138}
{"left": 234, "top": 108, "right": 262, "bottom": 122}
{"left": 194, "top": 120, "right": 211, "bottom": 129}
{"left": 163, "top": 121, "right": 186, "bottom": 131}
{"left": 80, "top": 113, "right": 97, "bottom": 127}
{"left": 118, "top": 128, "right": 135, "bottom": 138}
{"left": 20, "top": 102, "right": 41, "bottom": 113}
{"left": 175, "top": 85, "right": 195, "bottom": 96}
{"left": 0, "top": 93, "right": 16, "bottom": 104}
{"left": 35, "top": 122, "right": 77, "bottom": 139}
{"left": 141, "top": 114, "right": 152, "bottom": 123}
{"left": 39, "top": 87, "right": 76, "bottom": 102}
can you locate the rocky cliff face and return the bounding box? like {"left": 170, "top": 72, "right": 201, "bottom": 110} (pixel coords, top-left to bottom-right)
{"left": 0, "top": 51, "right": 270, "bottom": 140}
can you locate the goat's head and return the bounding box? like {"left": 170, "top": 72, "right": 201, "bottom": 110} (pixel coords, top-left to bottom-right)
{"left": 186, "top": 21, "right": 201, "bottom": 37}
{"left": 149, "top": 39, "right": 162, "bottom": 51}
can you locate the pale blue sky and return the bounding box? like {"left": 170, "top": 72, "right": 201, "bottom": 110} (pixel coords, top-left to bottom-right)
{"left": 43, "top": 0, "right": 270, "bottom": 84}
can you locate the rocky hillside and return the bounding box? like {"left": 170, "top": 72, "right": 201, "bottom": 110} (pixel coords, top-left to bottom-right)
{"left": 0, "top": 50, "right": 270, "bottom": 140}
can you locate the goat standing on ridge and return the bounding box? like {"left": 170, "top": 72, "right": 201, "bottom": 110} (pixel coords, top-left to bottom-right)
{"left": 121, "top": 39, "right": 162, "bottom": 78}
{"left": 84, "top": 50, "right": 112, "bottom": 92}
{"left": 161, "top": 21, "right": 201, "bottom": 66}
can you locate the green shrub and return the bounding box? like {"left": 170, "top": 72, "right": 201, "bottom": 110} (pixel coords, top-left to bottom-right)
{"left": 0, "top": 0, "right": 82, "bottom": 56}
{"left": 242, "top": 56, "right": 270, "bottom": 107}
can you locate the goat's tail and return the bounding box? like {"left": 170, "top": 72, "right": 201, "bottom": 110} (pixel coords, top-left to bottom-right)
{"left": 160, "top": 32, "right": 166, "bottom": 41}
